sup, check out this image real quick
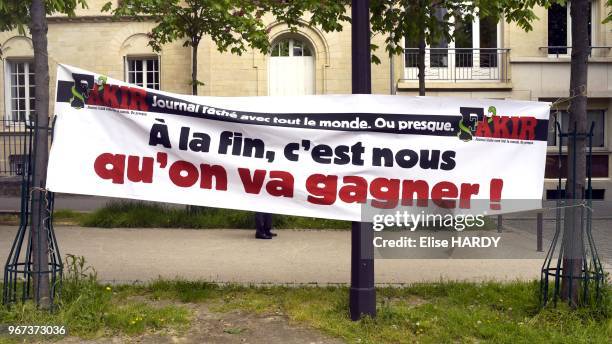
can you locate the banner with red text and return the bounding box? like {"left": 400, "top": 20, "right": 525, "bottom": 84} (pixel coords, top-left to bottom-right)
{"left": 47, "top": 64, "right": 550, "bottom": 221}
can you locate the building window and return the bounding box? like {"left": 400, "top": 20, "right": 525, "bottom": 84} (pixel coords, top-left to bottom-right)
{"left": 547, "top": 2, "right": 593, "bottom": 55}
{"left": 125, "top": 57, "right": 160, "bottom": 90}
{"left": 4, "top": 60, "right": 35, "bottom": 122}
{"left": 545, "top": 155, "right": 609, "bottom": 179}
{"left": 403, "top": 11, "right": 503, "bottom": 81}
{"left": 453, "top": 14, "right": 498, "bottom": 68}
{"left": 431, "top": 8, "right": 449, "bottom": 68}
{"left": 547, "top": 110, "right": 605, "bottom": 148}
{"left": 271, "top": 38, "right": 312, "bottom": 57}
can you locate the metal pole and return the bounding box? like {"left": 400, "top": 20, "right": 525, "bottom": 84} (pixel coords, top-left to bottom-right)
{"left": 350, "top": 0, "right": 376, "bottom": 321}
{"left": 537, "top": 212, "right": 543, "bottom": 252}
{"left": 389, "top": 34, "right": 396, "bottom": 95}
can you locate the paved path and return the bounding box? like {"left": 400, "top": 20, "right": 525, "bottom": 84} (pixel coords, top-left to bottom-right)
{"left": 504, "top": 218, "right": 612, "bottom": 270}
{"left": 2, "top": 195, "right": 611, "bottom": 218}
{"left": 1, "top": 225, "right": 556, "bottom": 284}
{"left": 0, "top": 195, "right": 125, "bottom": 213}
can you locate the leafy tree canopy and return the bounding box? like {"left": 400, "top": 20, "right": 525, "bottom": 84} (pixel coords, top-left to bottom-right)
{"left": 102, "top": 0, "right": 267, "bottom": 54}
{"left": 103, "top": 0, "right": 351, "bottom": 55}
{"left": 0, "top": 0, "right": 87, "bottom": 33}
{"left": 369, "top": 0, "right": 557, "bottom": 61}
{"left": 605, "top": 0, "right": 612, "bottom": 23}
{"left": 257, "top": 0, "right": 350, "bottom": 33}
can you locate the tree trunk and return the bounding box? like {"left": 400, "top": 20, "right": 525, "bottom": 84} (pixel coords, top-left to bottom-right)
{"left": 29, "top": 0, "right": 51, "bottom": 309}
{"left": 417, "top": 32, "right": 426, "bottom": 96}
{"left": 188, "top": 40, "right": 200, "bottom": 214}
{"left": 561, "top": 0, "right": 589, "bottom": 307}
{"left": 191, "top": 41, "right": 199, "bottom": 96}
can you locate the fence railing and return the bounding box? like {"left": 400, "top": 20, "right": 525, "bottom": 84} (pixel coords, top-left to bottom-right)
{"left": 538, "top": 46, "right": 612, "bottom": 58}
{"left": 0, "top": 119, "right": 32, "bottom": 177}
{"left": 403, "top": 48, "right": 510, "bottom": 82}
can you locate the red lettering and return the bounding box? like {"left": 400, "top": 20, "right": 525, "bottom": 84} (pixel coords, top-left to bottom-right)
{"left": 370, "top": 178, "right": 400, "bottom": 209}
{"left": 200, "top": 164, "right": 227, "bottom": 190}
{"left": 94, "top": 153, "right": 125, "bottom": 184}
{"left": 86, "top": 86, "right": 104, "bottom": 106}
{"left": 119, "top": 86, "right": 131, "bottom": 109}
{"left": 492, "top": 116, "right": 511, "bottom": 138}
{"left": 431, "top": 181, "right": 458, "bottom": 208}
{"left": 129, "top": 87, "right": 149, "bottom": 111}
{"left": 510, "top": 117, "right": 520, "bottom": 139}
{"left": 475, "top": 118, "right": 492, "bottom": 137}
{"left": 103, "top": 84, "right": 120, "bottom": 108}
{"left": 238, "top": 168, "right": 266, "bottom": 194}
{"left": 266, "top": 171, "right": 294, "bottom": 197}
{"left": 306, "top": 174, "right": 337, "bottom": 205}
{"left": 401, "top": 180, "right": 429, "bottom": 207}
{"left": 519, "top": 117, "right": 538, "bottom": 140}
{"left": 459, "top": 183, "right": 480, "bottom": 209}
{"left": 126, "top": 155, "right": 153, "bottom": 183}
{"left": 338, "top": 176, "right": 367, "bottom": 203}
{"left": 169, "top": 161, "right": 198, "bottom": 187}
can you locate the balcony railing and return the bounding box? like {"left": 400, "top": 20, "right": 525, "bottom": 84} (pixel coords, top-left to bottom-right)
{"left": 403, "top": 48, "right": 510, "bottom": 82}
{"left": 538, "top": 46, "right": 612, "bottom": 58}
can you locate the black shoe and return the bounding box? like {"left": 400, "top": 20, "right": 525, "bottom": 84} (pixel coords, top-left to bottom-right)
{"left": 255, "top": 232, "right": 272, "bottom": 239}
{"left": 265, "top": 229, "right": 278, "bottom": 237}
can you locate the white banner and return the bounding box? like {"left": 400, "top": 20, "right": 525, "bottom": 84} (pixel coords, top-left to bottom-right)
{"left": 47, "top": 64, "right": 550, "bottom": 221}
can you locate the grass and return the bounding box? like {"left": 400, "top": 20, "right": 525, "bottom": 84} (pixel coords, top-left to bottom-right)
{"left": 52, "top": 201, "right": 352, "bottom": 229}
{"left": 51, "top": 209, "right": 90, "bottom": 227}
{"left": 127, "top": 280, "right": 612, "bottom": 344}
{"left": 146, "top": 281, "right": 612, "bottom": 343}
{"left": 0, "top": 262, "right": 609, "bottom": 343}
{"left": 0, "top": 255, "right": 190, "bottom": 342}
{"left": 35, "top": 201, "right": 495, "bottom": 230}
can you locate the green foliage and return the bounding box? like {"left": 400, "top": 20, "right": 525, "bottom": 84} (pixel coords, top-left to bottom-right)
{"left": 257, "top": 0, "right": 351, "bottom": 33}
{"left": 0, "top": 256, "right": 190, "bottom": 339}
{"left": 103, "top": 0, "right": 271, "bottom": 54}
{"left": 369, "top": 0, "right": 557, "bottom": 60}
{"left": 1, "top": 275, "right": 609, "bottom": 342}
{"left": 145, "top": 280, "right": 220, "bottom": 303}
{"left": 605, "top": 0, "right": 612, "bottom": 23}
{"left": 100, "top": 0, "right": 352, "bottom": 91}
{"left": 103, "top": 302, "right": 190, "bottom": 335}
{"left": 68, "top": 201, "right": 351, "bottom": 229}
{"left": 52, "top": 201, "right": 494, "bottom": 231}
{"left": 0, "top": 0, "right": 88, "bottom": 33}
{"left": 59, "top": 254, "right": 111, "bottom": 334}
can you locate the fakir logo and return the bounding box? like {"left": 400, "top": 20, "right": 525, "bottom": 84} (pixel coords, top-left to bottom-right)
{"left": 70, "top": 73, "right": 107, "bottom": 109}
{"left": 457, "top": 106, "right": 538, "bottom": 142}
{"left": 69, "top": 73, "right": 148, "bottom": 112}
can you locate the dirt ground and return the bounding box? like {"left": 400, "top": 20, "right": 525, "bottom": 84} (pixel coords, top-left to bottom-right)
{"left": 55, "top": 299, "right": 344, "bottom": 344}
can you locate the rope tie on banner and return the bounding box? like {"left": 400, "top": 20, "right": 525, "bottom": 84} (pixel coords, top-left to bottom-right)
{"left": 28, "top": 187, "right": 56, "bottom": 256}
{"left": 549, "top": 84, "right": 587, "bottom": 109}
{"left": 542, "top": 201, "right": 593, "bottom": 213}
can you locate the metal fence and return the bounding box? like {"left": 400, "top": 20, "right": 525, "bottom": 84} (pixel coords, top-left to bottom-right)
{"left": 403, "top": 48, "right": 510, "bottom": 82}
{"left": 538, "top": 46, "right": 612, "bottom": 58}
{"left": 0, "top": 119, "right": 32, "bottom": 177}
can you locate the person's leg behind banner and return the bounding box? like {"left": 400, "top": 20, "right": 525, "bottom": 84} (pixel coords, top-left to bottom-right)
{"left": 255, "top": 212, "right": 272, "bottom": 239}
{"left": 264, "top": 213, "right": 276, "bottom": 237}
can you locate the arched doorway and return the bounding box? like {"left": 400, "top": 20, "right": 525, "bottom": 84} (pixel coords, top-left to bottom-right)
{"left": 268, "top": 37, "right": 315, "bottom": 96}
